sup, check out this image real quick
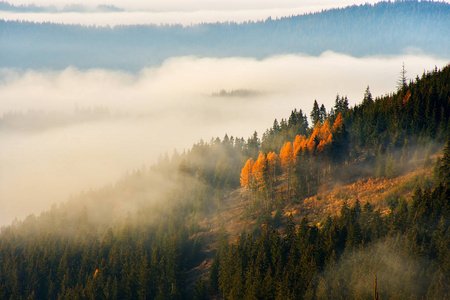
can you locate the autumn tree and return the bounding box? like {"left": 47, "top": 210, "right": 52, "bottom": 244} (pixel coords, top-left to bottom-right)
{"left": 332, "top": 112, "right": 344, "bottom": 131}
{"left": 280, "top": 142, "right": 294, "bottom": 202}
{"left": 307, "top": 123, "right": 321, "bottom": 154}
{"left": 240, "top": 158, "right": 254, "bottom": 190}
{"left": 316, "top": 119, "right": 332, "bottom": 154}
{"left": 267, "top": 152, "right": 279, "bottom": 201}
{"left": 293, "top": 135, "right": 307, "bottom": 158}
{"left": 252, "top": 152, "right": 268, "bottom": 192}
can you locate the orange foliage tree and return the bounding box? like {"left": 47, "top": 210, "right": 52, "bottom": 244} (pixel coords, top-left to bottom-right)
{"left": 252, "top": 152, "right": 267, "bottom": 191}
{"left": 293, "top": 135, "right": 307, "bottom": 159}
{"left": 332, "top": 112, "right": 345, "bottom": 131}
{"left": 280, "top": 142, "right": 294, "bottom": 202}
{"left": 316, "top": 119, "right": 332, "bottom": 153}
{"left": 280, "top": 142, "right": 294, "bottom": 170}
{"left": 240, "top": 158, "right": 254, "bottom": 189}
{"left": 267, "top": 151, "right": 279, "bottom": 199}
{"left": 240, "top": 113, "right": 348, "bottom": 201}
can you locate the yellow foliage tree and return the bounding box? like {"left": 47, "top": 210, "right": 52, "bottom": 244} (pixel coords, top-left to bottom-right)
{"left": 332, "top": 112, "right": 345, "bottom": 132}
{"left": 319, "top": 119, "right": 332, "bottom": 141}
{"left": 252, "top": 152, "right": 267, "bottom": 191}
{"left": 280, "top": 142, "right": 294, "bottom": 171}
{"left": 306, "top": 134, "right": 317, "bottom": 154}
{"left": 280, "top": 142, "right": 294, "bottom": 202}
{"left": 267, "top": 152, "right": 279, "bottom": 178}
{"left": 293, "top": 135, "right": 307, "bottom": 159}
{"left": 240, "top": 158, "right": 254, "bottom": 189}
{"left": 267, "top": 151, "right": 279, "bottom": 199}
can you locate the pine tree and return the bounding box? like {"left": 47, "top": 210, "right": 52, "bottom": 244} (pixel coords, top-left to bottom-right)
{"left": 438, "top": 139, "right": 450, "bottom": 187}
{"left": 319, "top": 104, "right": 327, "bottom": 123}
{"left": 311, "top": 100, "right": 321, "bottom": 127}
{"left": 193, "top": 279, "right": 207, "bottom": 300}
{"left": 397, "top": 62, "right": 408, "bottom": 90}
{"left": 363, "top": 85, "right": 373, "bottom": 105}
{"left": 247, "top": 131, "right": 260, "bottom": 158}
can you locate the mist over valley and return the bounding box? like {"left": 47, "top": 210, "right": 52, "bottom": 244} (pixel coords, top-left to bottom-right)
{"left": 1, "top": 53, "right": 446, "bottom": 225}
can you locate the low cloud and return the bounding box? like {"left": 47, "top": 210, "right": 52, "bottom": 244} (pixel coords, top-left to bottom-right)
{"left": 0, "top": 53, "right": 447, "bottom": 225}
{"left": 0, "top": 0, "right": 385, "bottom": 26}
{"left": 7, "top": 0, "right": 383, "bottom": 13}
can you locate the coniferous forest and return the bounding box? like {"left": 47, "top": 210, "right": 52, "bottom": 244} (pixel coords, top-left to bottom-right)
{"left": 0, "top": 55, "right": 449, "bottom": 299}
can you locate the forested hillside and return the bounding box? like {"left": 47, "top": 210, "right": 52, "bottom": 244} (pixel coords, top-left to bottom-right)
{"left": 0, "top": 65, "right": 449, "bottom": 299}
{"left": 1, "top": 0, "right": 449, "bottom": 70}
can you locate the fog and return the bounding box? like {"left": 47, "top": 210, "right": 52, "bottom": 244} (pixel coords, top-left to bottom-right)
{"left": 8, "top": 0, "right": 383, "bottom": 12}
{"left": 317, "top": 237, "right": 430, "bottom": 298}
{"left": 0, "top": 0, "right": 388, "bottom": 26}
{"left": 0, "top": 8, "right": 353, "bottom": 26}
{"left": 0, "top": 53, "right": 447, "bottom": 226}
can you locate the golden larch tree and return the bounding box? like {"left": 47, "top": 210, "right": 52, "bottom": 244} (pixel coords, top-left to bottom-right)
{"left": 307, "top": 130, "right": 318, "bottom": 154}
{"left": 316, "top": 140, "right": 327, "bottom": 153}
{"left": 319, "top": 119, "right": 332, "bottom": 141}
{"left": 332, "top": 113, "right": 345, "bottom": 132}
{"left": 293, "top": 135, "right": 307, "bottom": 159}
{"left": 240, "top": 158, "right": 254, "bottom": 189}
{"left": 280, "top": 142, "right": 294, "bottom": 170}
{"left": 267, "top": 151, "right": 279, "bottom": 199}
{"left": 252, "top": 152, "right": 267, "bottom": 191}
{"left": 315, "top": 119, "right": 332, "bottom": 153}
{"left": 280, "top": 142, "right": 294, "bottom": 202}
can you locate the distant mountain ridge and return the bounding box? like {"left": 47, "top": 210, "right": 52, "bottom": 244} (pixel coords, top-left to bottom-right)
{"left": 0, "top": 1, "right": 124, "bottom": 13}
{"left": 0, "top": 0, "right": 449, "bottom": 70}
